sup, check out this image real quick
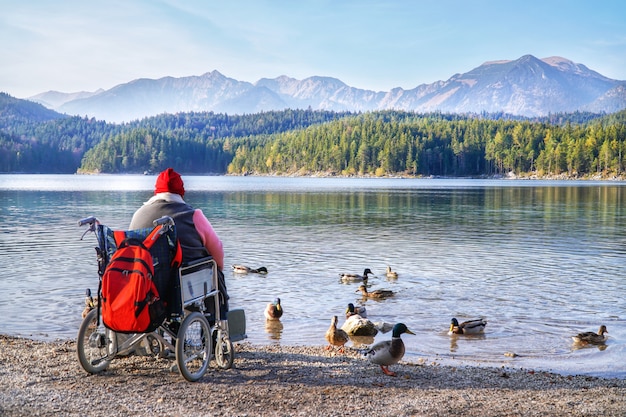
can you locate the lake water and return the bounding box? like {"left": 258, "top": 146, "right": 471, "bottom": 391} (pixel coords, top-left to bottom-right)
{"left": 1, "top": 174, "right": 625, "bottom": 378}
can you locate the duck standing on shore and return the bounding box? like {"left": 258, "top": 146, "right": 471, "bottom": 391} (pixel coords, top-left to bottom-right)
{"left": 572, "top": 325, "right": 608, "bottom": 345}
{"left": 339, "top": 268, "right": 373, "bottom": 282}
{"left": 448, "top": 318, "right": 487, "bottom": 335}
{"left": 325, "top": 316, "right": 349, "bottom": 353}
{"left": 264, "top": 298, "right": 283, "bottom": 320}
{"left": 364, "top": 323, "right": 415, "bottom": 376}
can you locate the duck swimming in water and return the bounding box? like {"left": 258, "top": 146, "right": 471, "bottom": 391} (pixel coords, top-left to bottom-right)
{"left": 264, "top": 297, "right": 283, "bottom": 320}
{"left": 345, "top": 303, "right": 367, "bottom": 319}
{"left": 364, "top": 323, "right": 415, "bottom": 376}
{"left": 339, "top": 268, "right": 373, "bottom": 282}
{"left": 356, "top": 284, "right": 394, "bottom": 299}
{"left": 448, "top": 318, "right": 487, "bottom": 335}
{"left": 572, "top": 325, "right": 608, "bottom": 345}
{"left": 81, "top": 288, "right": 98, "bottom": 318}
{"left": 385, "top": 265, "right": 398, "bottom": 279}
{"left": 232, "top": 265, "right": 268, "bottom": 274}
{"left": 325, "top": 316, "right": 349, "bottom": 353}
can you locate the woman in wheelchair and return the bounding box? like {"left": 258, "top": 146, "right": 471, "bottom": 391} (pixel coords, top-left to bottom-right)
{"left": 77, "top": 169, "right": 235, "bottom": 381}
{"left": 129, "top": 168, "right": 229, "bottom": 321}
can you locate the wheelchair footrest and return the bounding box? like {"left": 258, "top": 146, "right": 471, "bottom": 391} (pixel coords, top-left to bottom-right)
{"left": 228, "top": 308, "right": 247, "bottom": 342}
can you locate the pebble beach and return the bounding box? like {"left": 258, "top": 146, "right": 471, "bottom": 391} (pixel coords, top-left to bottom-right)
{"left": 1, "top": 334, "right": 624, "bottom": 416}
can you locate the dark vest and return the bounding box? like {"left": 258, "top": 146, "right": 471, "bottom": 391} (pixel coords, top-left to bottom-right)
{"left": 130, "top": 200, "right": 209, "bottom": 263}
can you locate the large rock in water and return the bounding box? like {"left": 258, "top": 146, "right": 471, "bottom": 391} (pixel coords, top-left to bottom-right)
{"left": 341, "top": 315, "right": 378, "bottom": 336}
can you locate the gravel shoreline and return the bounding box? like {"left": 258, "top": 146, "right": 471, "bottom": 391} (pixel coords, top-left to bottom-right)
{"left": 1, "top": 334, "right": 624, "bottom": 416}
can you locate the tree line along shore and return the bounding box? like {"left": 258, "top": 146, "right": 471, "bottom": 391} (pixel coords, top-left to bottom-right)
{"left": 2, "top": 104, "right": 625, "bottom": 179}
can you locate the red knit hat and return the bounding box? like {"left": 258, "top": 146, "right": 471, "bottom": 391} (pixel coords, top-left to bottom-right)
{"left": 154, "top": 168, "right": 185, "bottom": 197}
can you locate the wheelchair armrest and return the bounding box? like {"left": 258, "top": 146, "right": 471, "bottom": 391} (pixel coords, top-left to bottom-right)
{"left": 181, "top": 256, "right": 215, "bottom": 275}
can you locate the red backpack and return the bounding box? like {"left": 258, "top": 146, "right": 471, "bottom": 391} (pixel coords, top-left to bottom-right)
{"left": 100, "top": 226, "right": 166, "bottom": 333}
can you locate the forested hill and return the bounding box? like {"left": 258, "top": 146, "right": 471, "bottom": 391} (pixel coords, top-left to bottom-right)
{"left": 0, "top": 92, "right": 66, "bottom": 124}
{"left": 1, "top": 92, "right": 625, "bottom": 178}
{"left": 79, "top": 110, "right": 626, "bottom": 178}
{"left": 0, "top": 104, "right": 352, "bottom": 173}
{"left": 225, "top": 111, "right": 626, "bottom": 178}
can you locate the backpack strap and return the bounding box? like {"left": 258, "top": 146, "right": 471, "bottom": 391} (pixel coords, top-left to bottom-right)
{"left": 114, "top": 224, "right": 181, "bottom": 268}
{"left": 141, "top": 224, "right": 166, "bottom": 251}
{"left": 113, "top": 230, "right": 127, "bottom": 247}
{"left": 171, "top": 241, "right": 182, "bottom": 269}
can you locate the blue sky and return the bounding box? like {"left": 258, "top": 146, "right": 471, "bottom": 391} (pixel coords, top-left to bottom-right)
{"left": 2, "top": 0, "right": 625, "bottom": 98}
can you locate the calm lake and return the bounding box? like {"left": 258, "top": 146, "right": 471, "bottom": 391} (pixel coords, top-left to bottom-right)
{"left": 1, "top": 174, "right": 625, "bottom": 378}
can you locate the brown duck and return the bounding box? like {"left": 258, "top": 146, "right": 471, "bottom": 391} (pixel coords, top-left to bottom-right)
{"left": 356, "top": 284, "right": 394, "bottom": 299}
{"left": 325, "top": 316, "right": 349, "bottom": 353}
{"left": 572, "top": 325, "right": 608, "bottom": 345}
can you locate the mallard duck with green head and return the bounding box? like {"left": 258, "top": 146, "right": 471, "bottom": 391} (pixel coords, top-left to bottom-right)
{"left": 325, "top": 316, "right": 349, "bottom": 353}
{"left": 448, "top": 318, "right": 487, "bottom": 335}
{"left": 356, "top": 284, "right": 394, "bottom": 299}
{"left": 572, "top": 325, "right": 608, "bottom": 345}
{"left": 364, "top": 323, "right": 415, "bottom": 376}
{"left": 339, "top": 268, "right": 373, "bottom": 282}
{"left": 345, "top": 303, "right": 367, "bottom": 319}
{"left": 264, "top": 297, "right": 283, "bottom": 320}
{"left": 81, "top": 288, "right": 98, "bottom": 318}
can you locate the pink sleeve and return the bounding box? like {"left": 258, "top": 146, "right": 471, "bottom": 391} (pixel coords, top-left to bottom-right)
{"left": 192, "top": 209, "right": 224, "bottom": 270}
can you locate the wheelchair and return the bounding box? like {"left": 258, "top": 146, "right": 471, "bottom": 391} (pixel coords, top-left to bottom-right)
{"left": 76, "top": 215, "right": 240, "bottom": 382}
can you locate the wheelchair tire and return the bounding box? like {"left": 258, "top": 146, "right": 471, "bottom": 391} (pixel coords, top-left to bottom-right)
{"left": 175, "top": 312, "right": 212, "bottom": 382}
{"left": 76, "top": 308, "right": 112, "bottom": 374}
{"left": 215, "top": 331, "right": 234, "bottom": 369}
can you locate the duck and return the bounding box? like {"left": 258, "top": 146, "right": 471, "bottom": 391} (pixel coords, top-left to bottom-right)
{"left": 81, "top": 288, "right": 98, "bottom": 318}
{"left": 356, "top": 284, "right": 394, "bottom": 299}
{"left": 363, "top": 323, "right": 415, "bottom": 376}
{"left": 385, "top": 265, "right": 398, "bottom": 279}
{"left": 339, "top": 268, "right": 373, "bottom": 282}
{"left": 341, "top": 314, "right": 379, "bottom": 337}
{"left": 345, "top": 303, "right": 367, "bottom": 319}
{"left": 232, "top": 265, "right": 268, "bottom": 274}
{"left": 264, "top": 297, "right": 283, "bottom": 320}
{"left": 325, "top": 316, "right": 349, "bottom": 353}
{"left": 448, "top": 318, "right": 487, "bottom": 335}
{"left": 572, "top": 325, "right": 608, "bottom": 345}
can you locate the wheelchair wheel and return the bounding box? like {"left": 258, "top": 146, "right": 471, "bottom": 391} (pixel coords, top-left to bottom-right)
{"left": 215, "top": 330, "right": 234, "bottom": 369}
{"left": 76, "top": 308, "right": 113, "bottom": 374}
{"left": 175, "top": 312, "right": 212, "bottom": 382}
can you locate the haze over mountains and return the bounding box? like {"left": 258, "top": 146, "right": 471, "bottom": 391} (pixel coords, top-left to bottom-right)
{"left": 30, "top": 55, "right": 626, "bottom": 124}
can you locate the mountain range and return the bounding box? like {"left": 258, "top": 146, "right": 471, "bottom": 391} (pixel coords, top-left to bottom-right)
{"left": 29, "top": 54, "right": 626, "bottom": 124}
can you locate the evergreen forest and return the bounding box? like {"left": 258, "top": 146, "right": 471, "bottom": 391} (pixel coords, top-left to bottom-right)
{"left": 1, "top": 92, "right": 625, "bottom": 178}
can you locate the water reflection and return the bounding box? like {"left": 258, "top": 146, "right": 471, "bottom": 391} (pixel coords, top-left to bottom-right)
{"left": 448, "top": 334, "right": 487, "bottom": 353}
{"left": 264, "top": 319, "right": 283, "bottom": 341}
{"left": 349, "top": 335, "right": 375, "bottom": 347}
{"left": 571, "top": 342, "right": 608, "bottom": 352}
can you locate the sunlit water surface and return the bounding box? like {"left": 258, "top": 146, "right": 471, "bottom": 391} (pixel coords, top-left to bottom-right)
{"left": 1, "top": 174, "right": 625, "bottom": 378}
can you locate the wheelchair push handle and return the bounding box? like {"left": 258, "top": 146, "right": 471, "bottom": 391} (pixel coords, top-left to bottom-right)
{"left": 78, "top": 216, "right": 100, "bottom": 240}
{"left": 153, "top": 215, "right": 175, "bottom": 227}
{"left": 78, "top": 216, "right": 98, "bottom": 227}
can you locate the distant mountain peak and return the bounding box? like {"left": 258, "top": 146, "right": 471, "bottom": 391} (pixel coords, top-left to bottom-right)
{"left": 28, "top": 55, "right": 626, "bottom": 123}
{"left": 542, "top": 56, "right": 573, "bottom": 66}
